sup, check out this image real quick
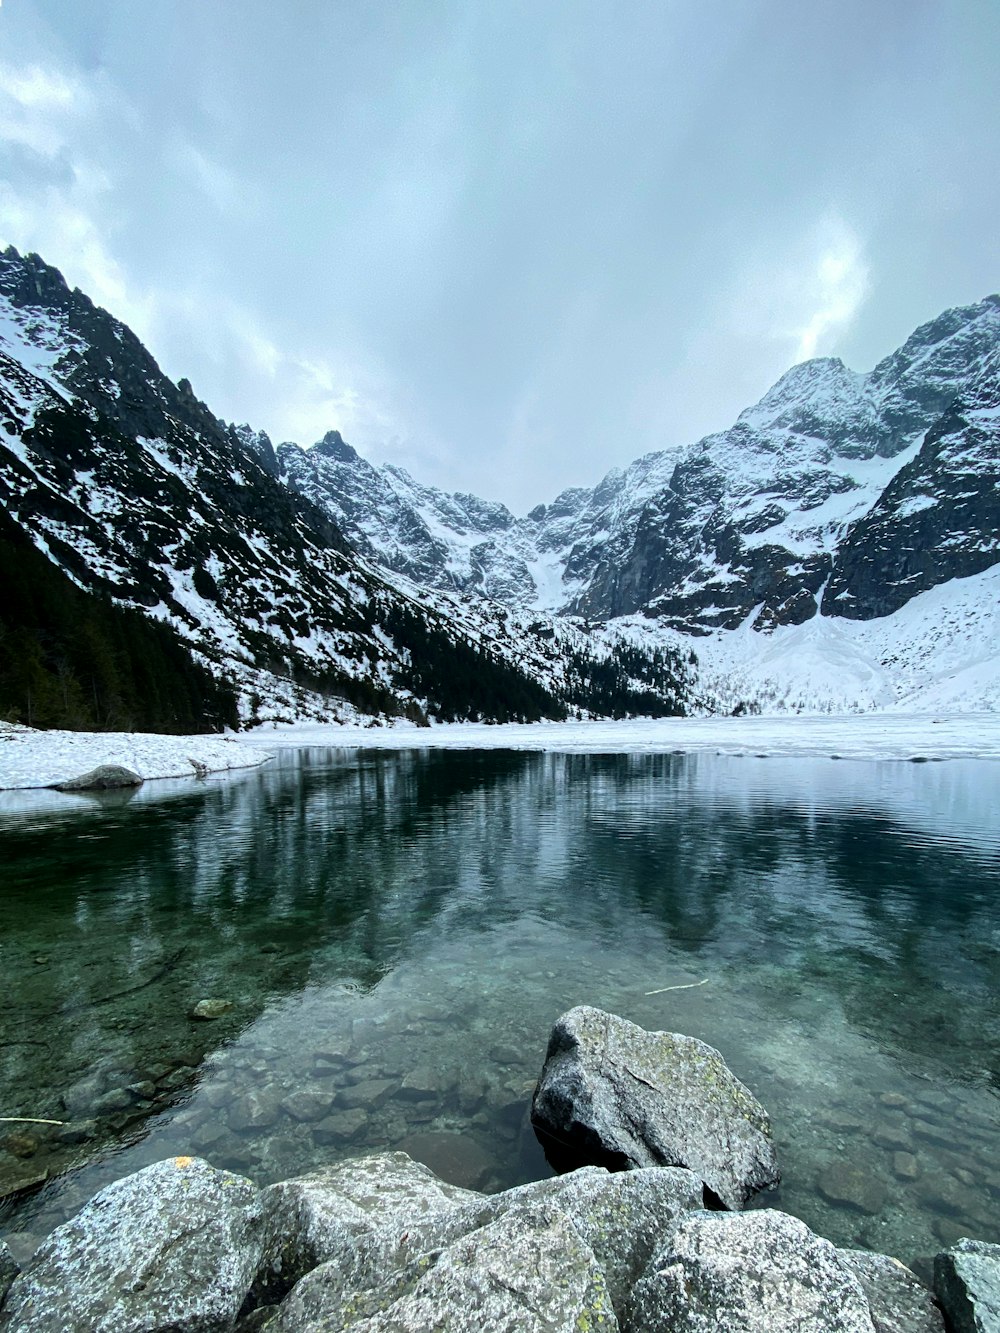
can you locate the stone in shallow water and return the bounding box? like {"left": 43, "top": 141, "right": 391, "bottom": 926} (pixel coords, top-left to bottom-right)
{"left": 395, "top": 1131, "right": 497, "bottom": 1192}
{"left": 0, "top": 1156, "right": 263, "bottom": 1333}
{"left": 190, "top": 998, "right": 234, "bottom": 1021}
{"left": 310, "top": 1108, "right": 367, "bottom": 1145}
{"left": 337, "top": 1078, "right": 398, "bottom": 1110}
{"left": 934, "top": 1239, "right": 1000, "bottom": 1333}
{"left": 279, "top": 1088, "right": 335, "bottom": 1123}
{"left": 531, "top": 1005, "right": 779, "bottom": 1209}
{"left": 817, "top": 1162, "right": 888, "bottom": 1215}
{"left": 628, "top": 1209, "right": 877, "bottom": 1333}
{"left": 271, "top": 1204, "right": 618, "bottom": 1333}
{"left": 893, "top": 1151, "right": 920, "bottom": 1181}
{"left": 229, "top": 1086, "right": 284, "bottom": 1133}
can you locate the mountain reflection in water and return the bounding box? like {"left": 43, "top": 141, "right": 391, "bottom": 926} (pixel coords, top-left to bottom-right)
{"left": 1, "top": 748, "right": 997, "bottom": 1266}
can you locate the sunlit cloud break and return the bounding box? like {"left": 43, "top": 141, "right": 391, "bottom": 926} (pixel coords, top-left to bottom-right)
{"left": 794, "top": 219, "right": 870, "bottom": 362}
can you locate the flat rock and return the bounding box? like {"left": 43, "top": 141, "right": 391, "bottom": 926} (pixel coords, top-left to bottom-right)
{"left": 839, "top": 1249, "right": 945, "bottom": 1333}
{"left": 531, "top": 1005, "right": 779, "bottom": 1209}
{"left": 934, "top": 1239, "right": 1000, "bottom": 1333}
{"left": 629, "top": 1209, "right": 878, "bottom": 1333}
{"left": 271, "top": 1203, "right": 618, "bottom": 1332}
{"left": 893, "top": 1152, "right": 920, "bottom": 1181}
{"left": 51, "top": 764, "right": 143, "bottom": 791}
{"left": 818, "top": 1162, "right": 888, "bottom": 1215}
{"left": 251, "top": 1151, "right": 482, "bottom": 1305}
{"left": 0, "top": 1156, "right": 264, "bottom": 1333}
{"left": 337, "top": 1079, "right": 397, "bottom": 1110}
{"left": 229, "top": 1086, "right": 284, "bottom": 1133}
{"left": 279, "top": 1088, "right": 335, "bottom": 1123}
{"left": 310, "top": 1108, "right": 367, "bottom": 1145}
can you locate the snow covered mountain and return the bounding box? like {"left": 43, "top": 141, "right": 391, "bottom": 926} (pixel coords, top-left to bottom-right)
{"left": 280, "top": 296, "right": 999, "bottom": 636}
{"left": 1, "top": 241, "right": 997, "bottom": 725}
{"left": 0, "top": 246, "right": 691, "bottom": 726}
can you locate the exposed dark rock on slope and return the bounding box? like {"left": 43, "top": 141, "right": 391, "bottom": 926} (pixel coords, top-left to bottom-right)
{"left": 0, "top": 246, "right": 691, "bottom": 725}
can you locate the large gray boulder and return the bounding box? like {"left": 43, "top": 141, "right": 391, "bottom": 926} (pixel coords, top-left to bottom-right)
{"left": 935, "top": 1239, "right": 1000, "bottom": 1333}
{"left": 531, "top": 1006, "right": 779, "bottom": 1209}
{"left": 628, "top": 1209, "right": 877, "bottom": 1333}
{"left": 52, "top": 764, "right": 143, "bottom": 791}
{"left": 251, "top": 1152, "right": 482, "bottom": 1305}
{"left": 0, "top": 1157, "right": 264, "bottom": 1333}
{"left": 839, "top": 1249, "right": 945, "bottom": 1333}
{"left": 459, "top": 1164, "right": 702, "bottom": 1318}
{"left": 272, "top": 1204, "right": 618, "bottom": 1332}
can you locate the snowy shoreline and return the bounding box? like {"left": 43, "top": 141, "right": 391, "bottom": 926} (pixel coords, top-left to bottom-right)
{"left": 0, "top": 723, "right": 272, "bottom": 792}
{"left": 237, "top": 711, "right": 1000, "bottom": 763}
{"left": 2, "top": 712, "right": 999, "bottom": 795}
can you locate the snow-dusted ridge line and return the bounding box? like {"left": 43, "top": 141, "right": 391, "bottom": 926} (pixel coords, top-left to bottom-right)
{"left": 233, "top": 712, "right": 1000, "bottom": 762}
{"left": 0, "top": 723, "right": 273, "bottom": 791}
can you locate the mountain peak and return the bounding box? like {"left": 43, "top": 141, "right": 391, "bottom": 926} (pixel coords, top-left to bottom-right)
{"left": 312, "top": 430, "right": 359, "bottom": 464}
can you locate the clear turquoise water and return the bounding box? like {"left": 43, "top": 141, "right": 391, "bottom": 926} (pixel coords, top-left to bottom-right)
{"left": 1, "top": 747, "right": 997, "bottom": 1269}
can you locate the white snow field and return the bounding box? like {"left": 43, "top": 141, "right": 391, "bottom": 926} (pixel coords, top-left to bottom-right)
{"left": 237, "top": 712, "right": 1000, "bottom": 762}
{"left": 0, "top": 724, "right": 271, "bottom": 791}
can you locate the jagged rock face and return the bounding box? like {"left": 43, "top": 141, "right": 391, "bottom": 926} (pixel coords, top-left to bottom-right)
{"left": 826, "top": 356, "right": 1000, "bottom": 619}
{"left": 278, "top": 296, "right": 1000, "bottom": 631}
{"left": 577, "top": 299, "right": 1000, "bottom": 629}
{"left": 0, "top": 246, "right": 689, "bottom": 723}
{"left": 279, "top": 433, "right": 525, "bottom": 598}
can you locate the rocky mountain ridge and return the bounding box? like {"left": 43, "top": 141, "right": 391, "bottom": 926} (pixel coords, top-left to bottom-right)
{"left": 0, "top": 245, "right": 691, "bottom": 726}
{"left": 278, "top": 296, "right": 1000, "bottom": 631}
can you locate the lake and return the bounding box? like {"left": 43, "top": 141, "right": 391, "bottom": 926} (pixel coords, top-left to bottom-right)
{"left": 1, "top": 747, "right": 997, "bottom": 1270}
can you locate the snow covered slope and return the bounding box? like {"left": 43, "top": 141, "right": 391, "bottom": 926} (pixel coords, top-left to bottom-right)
{"left": 280, "top": 298, "right": 1000, "bottom": 636}
{"left": 0, "top": 246, "right": 691, "bottom": 725}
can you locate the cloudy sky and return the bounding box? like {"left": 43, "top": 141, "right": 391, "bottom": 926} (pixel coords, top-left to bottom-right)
{"left": 1, "top": 1, "right": 997, "bottom": 511}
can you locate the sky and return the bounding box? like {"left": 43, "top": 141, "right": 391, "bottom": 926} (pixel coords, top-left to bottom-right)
{"left": 0, "top": 1, "right": 997, "bottom": 512}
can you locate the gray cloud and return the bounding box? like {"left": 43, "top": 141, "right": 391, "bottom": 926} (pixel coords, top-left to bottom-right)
{"left": 0, "top": 0, "right": 997, "bottom": 510}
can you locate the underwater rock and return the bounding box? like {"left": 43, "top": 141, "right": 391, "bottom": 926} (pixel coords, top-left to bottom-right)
{"left": 934, "top": 1238, "right": 1000, "bottom": 1333}
{"left": 531, "top": 1005, "right": 779, "bottom": 1209}
{"left": 51, "top": 765, "right": 142, "bottom": 792}
{"left": 394, "top": 1131, "right": 497, "bottom": 1192}
{"left": 817, "top": 1162, "right": 888, "bottom": 1215}
{"left": 628, "top": 1209, "right": 877, "bottom": 1333}
{"left": 0, "top": 1157, "right": 263, "bottom": 1333}
{"left": 190, "top": 998, "right": 234, "bottom": 1021}
{"left": 310, "top": 1109, "right": 367, "bottom": 1145}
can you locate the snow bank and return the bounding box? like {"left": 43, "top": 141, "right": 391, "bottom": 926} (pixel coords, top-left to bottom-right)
{"left": 236, "top": 712, "right": 1000, "bottom": 762}
{"left": 0, "top": 724, "right": 272, "bottom": 791}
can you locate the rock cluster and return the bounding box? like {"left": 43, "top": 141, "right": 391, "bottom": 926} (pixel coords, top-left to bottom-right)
{"left": 0, "top": 1008, "right": 988, "bottom": 1332}
{"left": 0, "top": 1152, "right": 957, "bottom": 1333}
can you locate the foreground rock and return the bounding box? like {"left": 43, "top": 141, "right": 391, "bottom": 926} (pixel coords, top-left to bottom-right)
{"left": 0, "top": 1157, "right": 263, "bottom": 1333}
{"left": 272, "top": 1204, "right": 617, "bottom": 1332}
{"left": 460, "top": 1164, "right": 703, "bottom": 1318}
{"left": 0, "top": 1242, "right": 18, "bottom": 1305}
{"left": 531, "top": 1005, "right": 779, "bottom": 1208}
{"left": 629, "top": 1209, "right": 878, "bottom": 1333}
{"left": 51, "top": 764, "right": 143, "bottom": 791}
{"left": 934, "top": 1239, "right": 1000, "bottom": 1333}
{"left": 841, "top": 1250, "right": 945, "bottom": 1333}
{"left": 252, "top": 1152, "right": 482, "bottom": 1305}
